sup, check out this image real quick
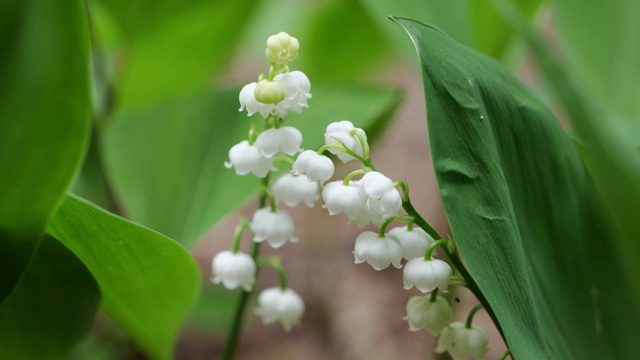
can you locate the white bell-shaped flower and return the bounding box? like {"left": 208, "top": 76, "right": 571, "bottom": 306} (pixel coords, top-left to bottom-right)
{"left": 255, "top": 126, "right": 303, "bottom": 158}
{"left": 388, "top": 226, "right": 435, "bottom": 260}
{"left": 322, "top": 180, "right": 367, "bottom": 219}
{"left": 403, "top": 258, "right": 452, "bottom": 293}
{"left": 324, "top": 120, "right": 368, "bottom": 163}
{"left": 224, "top": 140, "right": 274, "bottom": 178}
{"left": 274, "top": 71, "right": 311, "bottom": 115}
{"left": 369, "top": 189, "right": 402, "bottom": 219}
{"left": 250, "top": 207, "right": 298, "bottom": 248}
{"left": 353, "top": 198, "right": 384, "bottom": 228}
{"left": 436, "top": 322, "right": 489, "bottom": 360}
{"left": 239, "top": 82, "right": 275, "bottom": 118}
{"left": 360, "top": 171, "right": 394, "bottom": 198}
{"left": 292, "top": 150, "right": 334, "bottom": 184}
{"left": 211, "top": 250, "right": 256, "bottom": 291}
{"left": 265, "top": 32, "right": 299, "bottom": 64}
{"left": 272, "top": 173, "right": 319, "bottom": 207}
{"left": 403, "top": 295, "right": 453, "bottom": 335}
{"left": 255, "top": 287, "right": 305, "bottom": 331}
{"left": 353, "top": 231, "right": 403, "bottom": 270}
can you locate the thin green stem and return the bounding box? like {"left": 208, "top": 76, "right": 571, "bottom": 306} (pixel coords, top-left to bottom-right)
{"left": 272, "top": 155, "right": 294, "bottom": 169}
{"left": 221, "top": 176, "right": 269, "bottom": 360}
{"left": 231, "top": 217, "right": 250, "bottom": 253}
{"left": 378, "top": 215, "right": 414, "bottom": 237}
{"left": 499, "top": 350, "right": 512, "bottom": 360}
{"left": 465, "top": 304, "right": 484, "bottom": 328}
{"left": 351, "top": 130, "right": 369, "bottom": 159}
{"left": 343, "top": 169, "right": 367, "bottom": 185}
{"left": 449, "top": 276, "right": 467, "bottom": 287}
{"left": 425, "top": 239, "right": 448, "bottom": 260}
{"left": 429, "top": 288, "right": 439, "bottom": 302}
{"left": 258, "top": 256, "right": 288, "bottom": 291}
{"left": 248, "top": 124, "right": 259, "bottom": 145}
{"left": 394, "top": 180, "right": 410, "bottom": 203}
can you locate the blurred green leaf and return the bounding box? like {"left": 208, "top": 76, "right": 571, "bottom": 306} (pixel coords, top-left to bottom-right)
{"left": 102, "top": 85, "right": 400, "bottom": 246}
{"left": 494, "top": 0, "right": 640, "bottom": 317}
{"left": 394, "top": 17, "right": 640, "bottom": 358}
{"left": 555, "top": 0, "right": 640, "bottom": 117}
{"left": 0, "top": 235, "right": 100, "bottom": 359}
{"left": 90, "top": 0, "right": 260, "bottom": 109}
{"left": 185, "top": 286, "right": 240, "bottom": 335}
{"left": 361, "top": 0, "right": 544, "bottom": 59}
{"left": 0, "top": 0, "right": 91, "bottom": 301}
{"left": 47, "top": 195, "right": 201, "bottom": 360}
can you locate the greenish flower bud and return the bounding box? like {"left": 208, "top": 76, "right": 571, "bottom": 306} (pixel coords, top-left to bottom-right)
{"left": 265, "top": 32, "right": 299, "bottom": 63}
{"left": 254, "top": 80, "right": 286, "bottom": 104}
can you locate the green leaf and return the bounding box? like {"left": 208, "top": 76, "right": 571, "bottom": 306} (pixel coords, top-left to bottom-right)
{"left": 360, "top": 0, "right": 544, "bottom": 59}
{"left": 493, "top": 0, "right": 640, "bottom": 319}
{"left": 102, "top": 85, "right": 401, "bottom": 246}
{"left": 90, "top": 0, "right": 260, "bottom": 109}
{"left": 0, "top": 0, "right": 91, "bottom": 301}
{"left": 555, "top": 0, "right": 640, "bottom": 117}
{"left": 47, "top": 195, "right": 201, "bottom": 360}
{"left": 0, "top": 235, "right": 100, "bottom": 359}
{"left": 393, "top": 17, "right": 640, "bottom": 359}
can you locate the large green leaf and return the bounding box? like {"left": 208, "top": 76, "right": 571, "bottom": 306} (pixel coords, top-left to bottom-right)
{"left": 393, "top": 17, "right": 640, "bottom": 359}
{"left": 102, "top": 85, "right": 400, "bottom": 246}
{"left": 90, "top": 0, "right": 260, "bottom": 109}
{"left": 0, "top": 0, "right": 91, "bottom": 301}
{"left": 555, "top": 0, "right": 640, "bottom": 117}
{"left": 0, "top": 235, "right": 100, "bottom": 359}
{"left": 360, "top": 0, "right": 544, "bottom": 60}
{"left": 494, "top": 0, "right": 640, "bottom": 319}
{"left": 47, "top": 195, "right": 201, "bottom": 360}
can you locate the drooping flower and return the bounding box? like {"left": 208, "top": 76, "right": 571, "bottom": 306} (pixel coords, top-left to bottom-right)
{"left": 388, "top": 226, "right": 435, "bottom": 260}
{"left": 322, "top": 180, "right": 367, "bottom": 219}
{"left": 274, "top": 71, "right": 311, "bottom": 115}
{"left": 255, "top": 126, "right": 303, "bottom": 158}
{"left": 211, "top": 251, "right": 256, "bottom": 291}
{"left": 292, "top": 150, "right": 334, "bottom": 184}
{"left": 272, "top": 173, "right": 319, "bottom": 208}
{"left": 224, "top": 140, "right": 274, "bottom": 178}
{"left": 435, "top": 322, "right": 489, "bottom": 360}
{"left": 353, "top": 198, "right": 384, "bottom": 228}
{"left": 324, "top": 120, "right": 368, "bottom": 163}
{"left": 239, "top": 82, "right": 276, "bottom": 118}
{"left": 360, "top": 171, "right": 402, "bottom": 219}
{"left": 404, "top": 295, "right": 453, "bottom": 335}
{"left": 265, "top": 32, "right": 299, "bottom": 64}
{"left": 250, "top": 207, "right": 298, "bottom": 248}
{"left": 403, "top": 258, "right": 452, "bottom": 293}
{"left": 353, "top": 231, "right": 403, "bottom": 270}
{"left": 255, "top": 287, "right": 305, "bottom": 331}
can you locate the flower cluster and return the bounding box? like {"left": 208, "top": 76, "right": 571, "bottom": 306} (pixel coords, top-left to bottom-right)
{"left": 213, "top": 32, "right": 313, "bottom": 332}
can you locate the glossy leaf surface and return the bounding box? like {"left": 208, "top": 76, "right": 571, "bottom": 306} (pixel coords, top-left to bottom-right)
{"left": 394, "top": 17, "right": 640, "bottom": 359}
{"left": 47, "top": 196, "right": 201, "bottom": 360}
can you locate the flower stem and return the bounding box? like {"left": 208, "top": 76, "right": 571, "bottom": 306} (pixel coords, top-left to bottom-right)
{"left": 343, "top": 169, "right": 367, "bottom": 185}
{"left": 424, "top": 239, "right": 448, "bottom": 260}
{"left": 230, "top": 217, "right": 250, "bottom": 253}
{"left": 465, "top": 304, "right": 484, "bottom": 328}
{"left": 499, "top": 350, "right": 512, "bottom": 360}
{"left": 257, "top": 256, "right": 288, "bottom": 291}
{"left": 221, "top": 175, "right": 269, "bottom": 360}
{"left": 429, "top": 288, "right": 439, "bottom": 302}
{"left": 378, "top": 214, "right": 414, "bottom": 237}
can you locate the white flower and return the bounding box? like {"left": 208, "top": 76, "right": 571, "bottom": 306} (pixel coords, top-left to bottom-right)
{"left": 255, "top": 287, "right": 305, "bottom": 331}
{"left": 211, "top": 251, "right": 256, "bottom": 291}
{"left": 224, "top": 140, "right": 274, "bottom": 178}
{"left": 239, "top": 82, "right": 275, "bottom": 118}
{"left": 403, "top": 258, "right": 452, "bottom": 293}
{"left": 353, "top": 199, "right": 384, "bottom": 228}
{"left": 254, "top": 79, "right": 286, "bottom": 104}
{"left": 436, "top": 322, "right": 489, "bottom": 360}
{"left": 250, "top": 207, "right": 298, "bottom": 248}
{"left": 388, "top": 226, "right": 435, "bottom": 260}
{"left": 324, "top": 121, "right": 368, "bottom": 163}
{"left": 274, "top": 71, "right": 311, "bottom": 115}
{"left": 404, "top": 295, "right": 453, "bottom": 335}
{"left": 292, "top": 150, "right": 334, "bottom": 184}
{"left": 360, "top": 171, "right": 402, "bottom": 219}
{"left": 255, "top": 126, "right": 303, "bottom": 158}
{"left": 322, "top": 180, "right": 367, "bottom": 219}
{"left": 272, "top": 173, "right": 319, "bottom": 207}
{"left": 265, "top": 32, "right": 299, "bottom": 64}
{"left": 353, "top": 231, "right": 403, "bottom": 270}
